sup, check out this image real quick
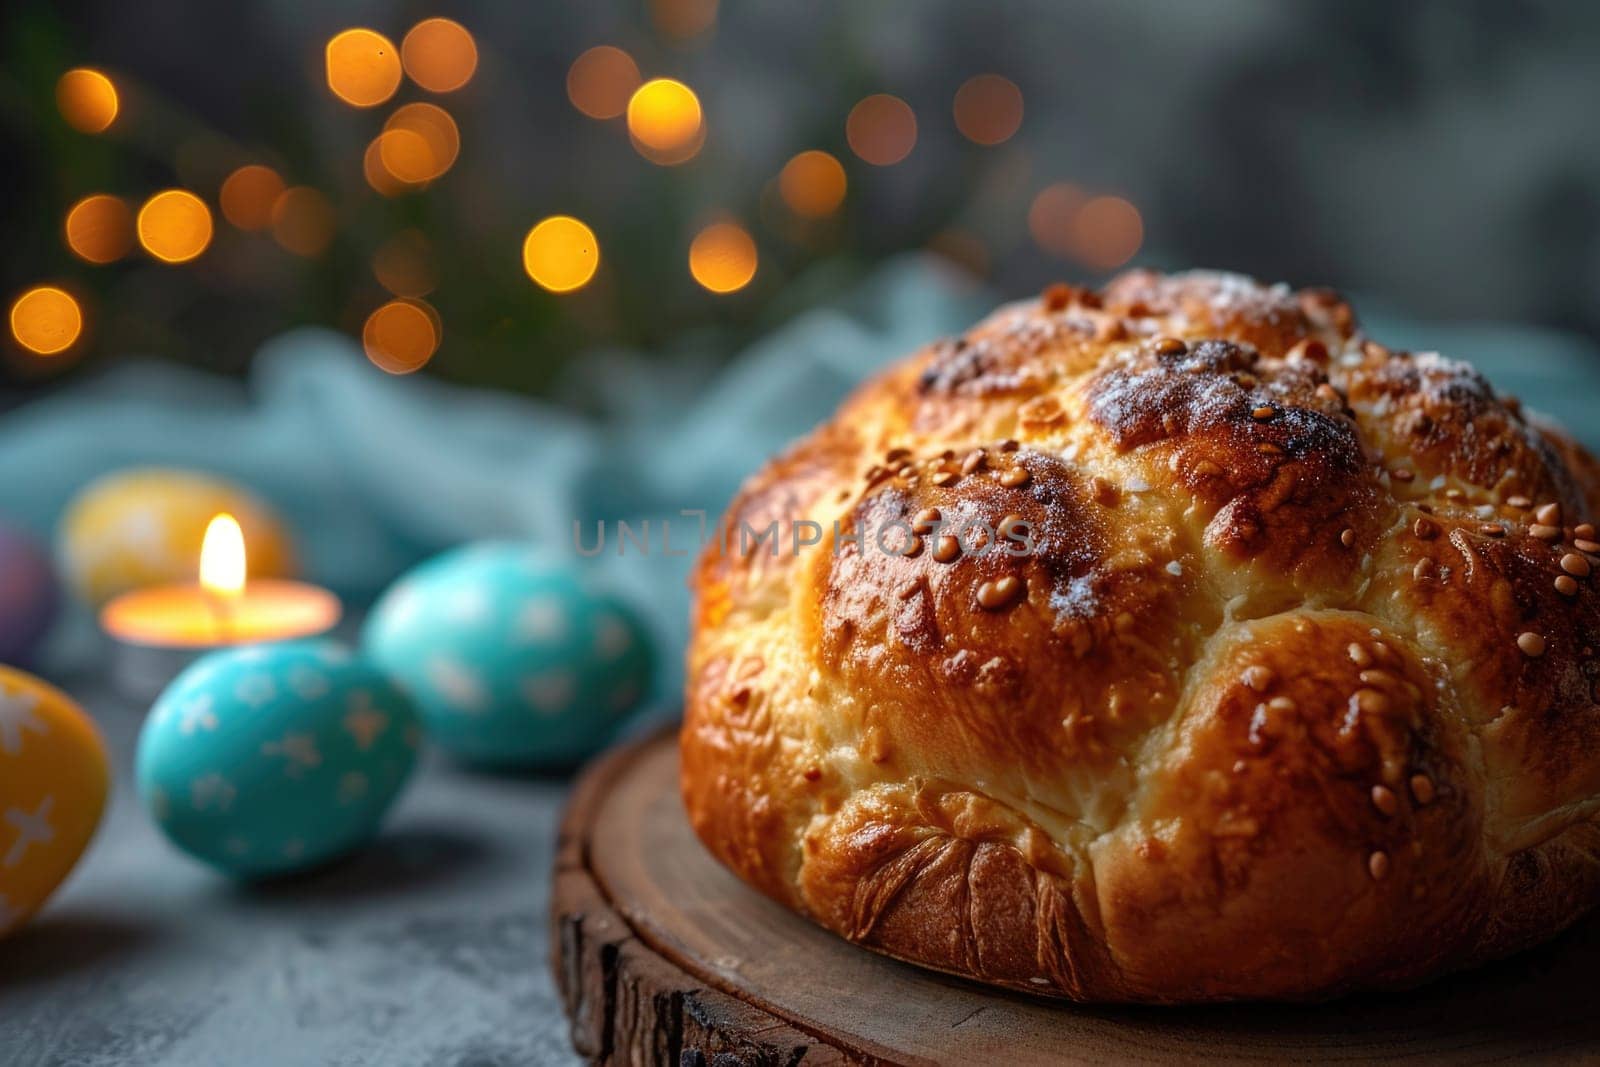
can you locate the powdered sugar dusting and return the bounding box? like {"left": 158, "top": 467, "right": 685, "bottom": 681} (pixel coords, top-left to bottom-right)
{"left": 1050, "top": 572, "right": 1102, "bottom": 621}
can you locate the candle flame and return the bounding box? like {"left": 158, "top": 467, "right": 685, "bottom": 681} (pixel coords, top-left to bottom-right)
{"left": 200, "top": 514, "right": 247, "bottom": 598}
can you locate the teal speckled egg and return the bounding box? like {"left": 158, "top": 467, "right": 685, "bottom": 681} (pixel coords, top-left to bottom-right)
{"left": 136, "top": 640, "right": 421, "bottom": 878}
{"left": 363, "top": 544, "right": 655, "bottom": 768}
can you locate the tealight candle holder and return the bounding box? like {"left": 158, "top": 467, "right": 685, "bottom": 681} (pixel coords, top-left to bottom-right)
{"left": 100, "top": 514, "right": 341, "bottom": 700}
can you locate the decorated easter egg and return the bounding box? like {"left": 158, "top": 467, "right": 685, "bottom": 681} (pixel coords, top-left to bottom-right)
{"left": 137, "top": 640, "right": 420, "bottom": 878}
{"left": 363, "top": 544, "right": 655, "bottom": 767}
{"left": 0, "top": 523, "right": 60, "bottom": 669}
{"left": 60, "top": 468, "right": 296, "bottom": 605}
{"left": 0, "top": 665, "right": 109, "bottom": 937}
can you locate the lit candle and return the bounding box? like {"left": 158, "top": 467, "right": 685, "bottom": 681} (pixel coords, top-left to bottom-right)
{"left": 101, "top": 514, "right": 341, "bottom": 697}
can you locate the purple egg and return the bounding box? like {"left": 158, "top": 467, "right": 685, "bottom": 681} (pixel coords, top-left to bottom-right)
{"left": 0, "top": 523, "right": 60, "bottom": 668}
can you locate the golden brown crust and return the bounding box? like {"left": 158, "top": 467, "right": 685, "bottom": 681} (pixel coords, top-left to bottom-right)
{"left": 681, "top": 269, "right": 1600, "bottom": 1002}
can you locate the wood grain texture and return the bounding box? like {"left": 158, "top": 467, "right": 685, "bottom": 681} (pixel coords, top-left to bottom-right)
{"left": 551, "top": 728, "right": 1600, "bottom": 1065}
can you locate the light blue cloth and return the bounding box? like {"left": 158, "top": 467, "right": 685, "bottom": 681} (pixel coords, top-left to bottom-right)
{"left": 3, "top": 257, "right": 1597, "bottom": 709}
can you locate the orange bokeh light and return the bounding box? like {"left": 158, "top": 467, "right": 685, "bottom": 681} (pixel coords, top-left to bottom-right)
{"left": 219, "top": 165, "right": 286, "bottom": 231}
{"left": 363, "top": 299, "right": 439, "bottom": 374}
{"left": 1028, "top": 183, "right": 1084, "bottom": 257}
{"left": 522, "top": 216, "right": 600, "bottom": 293}
{"left": 325, "top": 29, "right": 402, "bottom": 108}
{"left": 56, "top": 68, "right": 119, "bottom": 134}
{"left": 373, "top": 230, "right": 437, "bottom": 297}
{"left": 1072, "top": 195, "right": 1143, "bottom": 270}
{"left": 953, "top": 74, "right": 1023, "bottom": 146}
{"left": 778, "top": 150, "right": 847, "bottom": 218}
{"left": 566, "top": 46, "right": 641, "bottom": 120}
{"left": 627, "top": 78, "right": 704, "bottom": 165}
{"left": 64, "top": 194, "right": 134, "bottom": 264}
{"left": 137, "top": 189, "right": 213, "bottom": 264}
{"left": 401, "top": 18, "right": 478, "bottom": 93}
{"left": 363, "top": 136, "right": 418, "bottom": 197}
{"left": 927, "top": 229, "right": 989, "bottom": 278}
{"left": 688, "top": 221, "right": 758, "bottom": 294}
{"left": 649, "top": 0, "right": 718, "bottom": 39}
{"left": 379, "top": 103, "right": 460, "bottom": 183}
{"left": 9, "top": 287, "right": 83, "bottom": 356}
{"left": 846, "top": 94, "right": 917, "bottom": 166}
{"left": 270, "top": 187, "right": 335, "bottom": 258}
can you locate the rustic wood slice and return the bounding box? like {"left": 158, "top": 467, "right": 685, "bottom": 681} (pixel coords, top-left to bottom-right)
{"left": 552, "top": 727, "right": 1600, "bottom": 1065}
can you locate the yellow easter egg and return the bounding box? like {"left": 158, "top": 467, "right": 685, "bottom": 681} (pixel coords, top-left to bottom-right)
{"left": 0, "top": 665, "right": 110, "bottom": 937}
{"left": 60, "top": 469, "right": 297, "bottom": 605}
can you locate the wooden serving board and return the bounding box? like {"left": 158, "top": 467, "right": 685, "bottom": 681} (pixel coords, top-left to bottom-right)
{"left": 551, "top": 728, "right": 1600, "bottom": 1065}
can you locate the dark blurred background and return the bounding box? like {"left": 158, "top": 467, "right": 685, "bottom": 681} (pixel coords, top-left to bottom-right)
{"left": 4, "top": 0, "right": 1599, "bottom": 405}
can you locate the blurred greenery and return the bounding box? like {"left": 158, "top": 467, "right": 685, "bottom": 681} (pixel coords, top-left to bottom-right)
{"left": 0, "top": 1, "right": 1017, "bottom": 406}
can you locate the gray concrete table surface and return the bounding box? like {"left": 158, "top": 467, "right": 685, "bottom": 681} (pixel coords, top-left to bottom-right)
{"left": 0, "top": 666, "right": 587, "bottom": 1067}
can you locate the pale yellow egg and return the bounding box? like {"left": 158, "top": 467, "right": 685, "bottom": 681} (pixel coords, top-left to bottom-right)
{"left": 0, "top": 665, "right": 109, "bottom": 937}
{"left": 59, "top": 469, "right": 297, "bottom": 605}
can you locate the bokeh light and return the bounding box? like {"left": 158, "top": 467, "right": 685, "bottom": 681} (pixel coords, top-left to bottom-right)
{"left": 64, "top": 194, "right": 134, "bottom": 264}
{"left": 688, "top": 221, "right": 758, "bottom": 294}
{"left": 953, "top": 74, "right": 1023, "bottom": 146}
{"left": 136, "top": 189, "right": 214, "bottom": 264}
{"left": 219, "top": 165, "right": 286, "bottom": 231}
{"left": 846, "top": 94, "right": 917, "bottom": 166}
{"left": 270, "top": 186, "right": 335, "bottom": 257}
{"left": 373, "top": 230, "right": 437, "bottom": 297}
{"left": 56, "top": 69, "right": 119, "bottom": 134}
{"left": 627, "top": 78, "right": 704, "bottom": 165}
{"left": 650, "top": 0, "right": 718, "bottom": 39}
{"left": 379, "top": 103, "right": 460, "bottom": 183}
{"left": 325, "top": 29, "right": 402, "bottom": 108}
{"left": 566, "top": 46, "right": 641, "bottom": 120}
{"left": 401, "top": 18, "right": 478, "bottom": 94}
{"left": 927, "top": 229, "right": 989, "bottom": 278}
{"left": 363, "top": 136, "right": 419, "bottom": 197}
{"left": 1072, "top": 195, "right": 1143, "bottom": 270}
{"left": 1028, "top": 182, "right": 1084, "bottom": 256}
{"left": 778, "top": 150, "right": 847, "bottom": 218}
{"left": 363, "top": 298, "right": 439, "bottom": 374}
{"left": 9, "top": 287, "right": 83, "bottom": 355}
{"left": 376, "top": 128, "right": 436, "bottom": 185}
{"left": 522, "top": 216, "right": 599, "bottom": 293}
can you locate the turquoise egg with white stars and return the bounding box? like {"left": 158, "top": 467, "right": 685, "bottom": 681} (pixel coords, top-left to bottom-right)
{"left": 362, "top": 543, "right": 655, "bottom": 768}
{"left": 136, "top": 640, "right": 421, "bottom": 879}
